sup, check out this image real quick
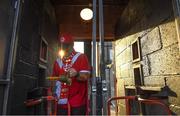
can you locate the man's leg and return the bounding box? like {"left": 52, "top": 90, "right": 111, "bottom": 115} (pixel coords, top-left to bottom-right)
{"left": 57, "top": 105, "right": 68, "bottom": 115}
{"left": 71, "top": 105, "right": 86, "bottom": 115}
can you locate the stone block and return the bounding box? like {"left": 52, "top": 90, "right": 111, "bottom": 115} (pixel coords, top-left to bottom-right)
{"left": 127, "top": 33, "right": 139, "bottom": 45}
{"left": 116, "top": 78, "right": 125, "bottom": 96}
{"left": 125, "top": 47, "right": 132, "bottom": 62}
{"left": 115, "top": 39, "right": 127, "bottom": 55}
{"left": 120, "top": 63, "right": 131, "bottom": 78}
{"left": 148, "top": 44, "right": 180, "bottom": 75}
{"left": 159, "top": 21, "right": 178, "bottom": 47}
{"left": 144, "top": 76, "right": 165, "bottom": 86}
{"left": 117, "top": 103, "right": 126, "bottom": 115}
{"left": 119, "top": 50, "right": 126, "bottom": 65}
{"left": 115, "top": 55, "right": 121, "bottom": 66}
{"left": 115, "top": 44, "right": 121, "bottom": 57}
{"left": 115, "top": 70, "right": 120, "bottom": 78}
{"left": 142, "top": 55, "right": 150, "bottom": 77}
{"left": 116, "top": 69, "right": 121, "bottom": 78}
{"left": 167, "top": 76, "right": 180, "bottom": 107}
{"left": 124, "top": 77, "right": 134, "bottom": 86}
{"left": 141, "top": 27, "right": 162, "bottom": 56}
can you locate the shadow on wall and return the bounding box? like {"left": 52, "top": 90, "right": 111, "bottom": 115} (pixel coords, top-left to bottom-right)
{"left": 115, "top": 0, "right": 174, "bottom": 39}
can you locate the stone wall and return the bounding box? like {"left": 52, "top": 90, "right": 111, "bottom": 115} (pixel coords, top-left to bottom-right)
{"left": 114, "top": 0, "right": 180, "bottom": 114}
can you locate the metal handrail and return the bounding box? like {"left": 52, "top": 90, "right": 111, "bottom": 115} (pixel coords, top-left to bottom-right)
{"left": 138, "top": 98, "right": 172, "bottom": 116}
{"left": 107, "top": 96, "right": 172, "bottom": 116}
{"left": 24, "top": 96, "right": 57, "bottom": 115}
{"left": 107, "top": 96, "right": 136, "bottom": 115}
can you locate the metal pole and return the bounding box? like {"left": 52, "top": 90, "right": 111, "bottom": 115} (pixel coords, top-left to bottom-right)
{"left": 99, "top": 0, "right": 105, "bottom": 81}
{"left": 3, "top": 0, "right": 21, "bottom": 114}
{"left": 92, "top": 0, "right": 97, "bottom": 115}
{"left": 99, "top": 0, "right": 107, "bottom": 115}
{"left": 108, "top": 68, "right": 111, "bottom": 97}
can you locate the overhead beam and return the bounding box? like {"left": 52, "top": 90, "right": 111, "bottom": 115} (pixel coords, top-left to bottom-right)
{"left": 51, "top": 0, "right": 128, "bottom": 6}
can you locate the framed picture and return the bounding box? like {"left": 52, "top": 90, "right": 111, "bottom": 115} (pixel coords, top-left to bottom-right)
{"left": 39, "top": 36, "right": 48, "bottom": 63}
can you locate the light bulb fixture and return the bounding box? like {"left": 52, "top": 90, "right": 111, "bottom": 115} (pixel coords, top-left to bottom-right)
{"left": 80, "top": 8, "right": 93, "bottom": 21}
{"left": 58, "top": 50, "right": 65, "bottom": 58}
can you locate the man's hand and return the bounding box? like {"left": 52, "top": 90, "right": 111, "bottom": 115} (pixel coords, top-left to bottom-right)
{"left": 59, "top": 74, "right": 72, "bottom": 85}
{"left": 77, "top": 72, "right": 90, "bottom": 81}
{"left": 68, "top": 68, "right": 78, "bottom": 77}
{"left": 68, "top": 68, "right": 90, "bottom": 81}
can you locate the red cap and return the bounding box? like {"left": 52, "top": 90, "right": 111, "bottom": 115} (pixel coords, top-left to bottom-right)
{"left": 59, "top": 33, "right": 74, "bottom": 44}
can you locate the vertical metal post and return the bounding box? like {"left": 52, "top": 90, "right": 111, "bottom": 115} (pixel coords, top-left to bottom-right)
{"left": 108, "top": 68, "right": 111, "bottom": 97}
{"left": 92, "top": 0, "right": 97, "bottom": 115}
{"left": 3, "top": 0, "right": 21, "bottom": 114}
{"left": 98, "top": 0, "right": 107, "bottom": 115}
{"left": 99, "top": 0, "right": 105, "bottom": 80}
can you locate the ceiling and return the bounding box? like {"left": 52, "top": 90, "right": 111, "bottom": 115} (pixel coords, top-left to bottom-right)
{"left": 51, "top": 0, "right": 129, "bottom": 41}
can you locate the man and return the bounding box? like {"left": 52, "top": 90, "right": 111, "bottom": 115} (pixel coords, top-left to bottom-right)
{"left": 52, "top": 33, "right": 91, "bottom": 115}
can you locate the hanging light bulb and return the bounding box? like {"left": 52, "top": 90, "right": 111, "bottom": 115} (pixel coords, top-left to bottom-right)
{"left": 80, "top": 8, "right": 93, "bottom": 20}
{"left": 58, "top": 50, "right": 65, "bottom": 58}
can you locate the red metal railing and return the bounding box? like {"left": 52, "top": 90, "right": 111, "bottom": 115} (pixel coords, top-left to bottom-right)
{"left": 107, "top": 96, "right": 172, "bottom": 116}
{"left": 25, "top": 96, "right": 72, "bottom": 116}
{"left": 138, "top": 98, "right": 172, "bottom": 115}
{"left": 107, "top": 96, "right": 136, "bottom": 115}
{"left": 24, "top": 96, "right": 57, "bottom": 115}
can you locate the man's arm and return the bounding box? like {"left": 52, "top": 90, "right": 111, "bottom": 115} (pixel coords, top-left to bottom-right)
{"left": 77, "top": 72, "right": 90, "bottom": 81}
{"left": 68, "top": 68, "right": 90, "bottom": 81}
{"left": 59, "top": 74, "right": 72, "bottom": 85}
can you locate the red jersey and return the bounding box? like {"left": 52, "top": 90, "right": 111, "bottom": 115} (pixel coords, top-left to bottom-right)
{"left": 52, "top": 51, "right": 91, "bottom": 107}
